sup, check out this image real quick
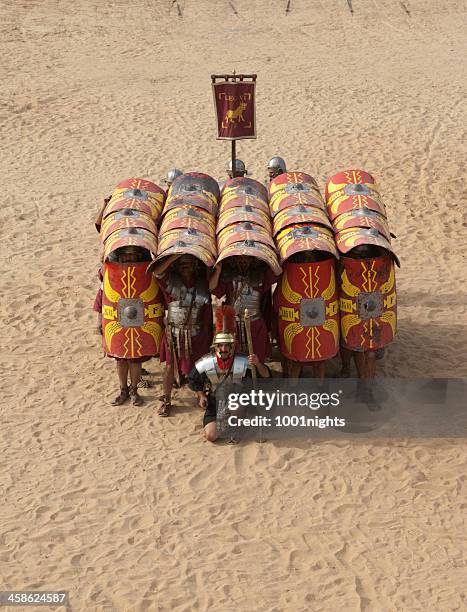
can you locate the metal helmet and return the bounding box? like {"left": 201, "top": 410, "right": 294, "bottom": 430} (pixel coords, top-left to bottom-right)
{"left": 267, "top": 156, "right": 287, "bottom": 178}
{"left": 166, "top": 168, "right": 183, "bottom": 184}
{"left": 227, "top": 158, "right": 246, "bottom": 178}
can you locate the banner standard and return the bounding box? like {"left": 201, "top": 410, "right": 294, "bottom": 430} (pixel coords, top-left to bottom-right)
{"left": 212, "top": 76, "right": 257, "bottom": 140}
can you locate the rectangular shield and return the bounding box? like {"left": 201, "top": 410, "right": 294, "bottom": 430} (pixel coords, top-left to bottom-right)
{"left": 339, "top": 255, "right": 397, "bottom": 351}
{"left": 277, "top": 260, "right": 340, "bottom": 362}
{"left": 102, "top": 262, "right": 164, "bottom": 358}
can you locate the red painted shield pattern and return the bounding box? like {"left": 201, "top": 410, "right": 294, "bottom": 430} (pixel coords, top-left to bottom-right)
{"left": 325, "top": 169, "right": 386, "bottom": 221}
{"left": 102, "top": 262, "right": 164, "bottom": 358}
{"left": 277, "top": 259, "right": 340, "bottom": 362}
{"left": 339, "top": 255, "right": 397, "bottom": 351}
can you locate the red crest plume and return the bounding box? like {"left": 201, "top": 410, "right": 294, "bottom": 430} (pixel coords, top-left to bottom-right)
{"left": 214, "top": 305, "right": 236, "bottom": 335}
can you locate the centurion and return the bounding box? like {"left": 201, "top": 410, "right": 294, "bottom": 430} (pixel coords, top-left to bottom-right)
{"left": 188, "top": 305, "right": 271, "bottom": 442}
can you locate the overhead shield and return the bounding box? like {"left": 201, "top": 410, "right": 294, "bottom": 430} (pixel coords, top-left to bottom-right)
{"left": 217, "top": 240, "right": 282, "bottom": 276}
{"left": 277, "top": 259, "right": 339, "bottom": 362}
{"left": 335, "top": 227, "right": 400, "bottom": 266}
{"left": 158, "top": 228, "right": 217, "bottom": 259}
{"left": 163, "top": 193, "right": 218, "bottom": 217}
{"left": 166, "top": 172, "right": 220, "bottom": 211}
{"left": 339, "top": 255, "right": 397, "bottom": 352}
{"left": 332, "top": 208, "right": 391, "bottom": 241}
{"left": 217, "top": 222, "right": 275, "bottom": 251}
{"left": 105, "top": 195, "right": 163, "bottom": 222}
{"left": 268, "top": 190, "right": 326, "bottom": 217}
{"left": 219, "top": 194, "right": 270, "bottom": 216}
{"left": 103, "top": 227, "right": 158, "bottom": 261}
{"left": 159, "top": 209, "right": 215, "bottom": 238}
{"left": 153, "top": 238, "right": 216, "bottom": 268}
{"left": 217, "top": 205, "right": 272, "bottom": 234}
{"left": 273, "top": 205, "right": 332, "bottom": 237}
{"left": 325, "top": 169, "right": 376, "bottom": 201}
{"left": 107, "top": 178, "right": 165, "bottom": 221}
{"left": 221, "top": 176, "right": 268, "bottom": 203}
{"left": 100, "top": 209, "right": 157, "bottom": 243}
{"left": 161, "top": 205, "right": 216, "bottom": 232}
{"left": 276, "top": 224, "right": 339, "bottom": 263}
{"left": 325, "top": 169, "right": 386, "bottom": 221}
{"left": 268, "top": 171, "right": 320, "bottom": 200}
{"left": 102, "top": 261, "right": 164, "bottom": 358}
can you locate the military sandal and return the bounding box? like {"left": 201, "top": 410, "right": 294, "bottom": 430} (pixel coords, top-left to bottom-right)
{"left": 112, "top": 386, "right": 130, "bottom": 406}
{"left": 157, "top": 395, "right": 172, "bottom": 417}
{"left": 129, "top": 385, "right": 144, "bottom": 407}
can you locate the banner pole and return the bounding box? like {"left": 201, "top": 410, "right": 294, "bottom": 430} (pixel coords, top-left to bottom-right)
{"left": 231, "top": 139, "right": 236, "bottom": 178}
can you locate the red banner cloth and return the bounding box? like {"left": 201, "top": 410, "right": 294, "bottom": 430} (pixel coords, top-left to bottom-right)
{"left": 212, "top": 81, "right": 256, "bottom": 140}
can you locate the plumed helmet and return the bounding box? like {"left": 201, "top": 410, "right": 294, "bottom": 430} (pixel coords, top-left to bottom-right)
{"left": 166, "top": 168, "right": 183, "bottom": 183}
{"left": 227, "top": 159, "right": 246, "bottom": 176}
{"left": 267, "top": 156, "right": 287, "bottom": 173}
{"left": 212, "top": 305, "right": 236, "bottom": 346}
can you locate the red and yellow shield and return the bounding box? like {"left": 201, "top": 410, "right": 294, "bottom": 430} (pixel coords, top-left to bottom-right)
{"left": 277, "top": 259, "right": 339, "bottom": 362}
{"left": 159, "top": 210, "right": 215, "bottom": 238}
{"left": 105, "top": 196, "right": 163, "bottom": 222}
{"left": 335, "top": 227, "right": 399, "bottom": 266}
{"left": 222, "top": 176, "right": 268, "bottom": 202}
{"left": 325, "top": 169, "right": 386, "bottom": 221}
{"left": 102, "top": 262, "right": 164, "bottom": 358}
{"left": 161, "top": 205, "right": 216, "bottom": 234}
{"left": 217, "top": 205, "right": 272, "bottom": 234}
{"left": 276, "top": 224, "right": 339, "bottom": 263}
{"left": 163, "top": 194, "right": 218, "bottom": 217}
{"left": 158, "top": 228, "right": 217, "bottom": 259}
{"left": 107, "top": 178, "right": 165, "bottom": 221}
{"left": 273, "top": 205, "right": 332, "bottom": 237}
{"left": 217, "top": 222, "right": 275, "bottom": 250}
{"left": 219, "top": 194, "right": 270, "bottom": 216}
{"left": 217, "top": 240, "right": 282, "bottom": 275}
{"left": 339, "top": 255, "right": 397, "bottom": 351}
{"left": 166, "top": 172, "right": 220, "bottom": 212}
{"left": 101, "top": 210, "right": 157, "bottom": 243}
{"left": 268, "top": 171, "right": 319, "bottom": 198}
{"left": 103, "top": 227, "right": 158, "bottom": 261}
{"left": 332, "top": 209, "right": 391, "bottom": 241}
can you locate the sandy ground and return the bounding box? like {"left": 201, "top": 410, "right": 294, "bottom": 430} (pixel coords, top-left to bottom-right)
{"left": 1, "top": 1, "right": 467, "bottom": 610}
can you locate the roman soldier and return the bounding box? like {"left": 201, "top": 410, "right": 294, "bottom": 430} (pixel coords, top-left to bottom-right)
{"left": 164, "top": 168, "right": 183, "bottom": 194}
{"left": 150, "top": 253, "right": 213, "bottom": 417}
{"left": 219, "top": 158, "right": 247, "bottom": 192}
{"left": 270, "top": 172, "right": 340, "bottom": 378}
{"left": 227, "top": 158, "right": 247, "bottom": 179}
{"left": 209, "top": 256, "right": 278, "bottom": 363}
{"left": 267, "top": 156, "right": 287, "bottom": 182}
{"left": 151, "top": 171, "right": 220, "bottom": 416}
{"left": 188, "top": 305, "right": 271, "bottom": 442}
{"left": 98, "top": 241, "right": 164, "bottom": 407}
{"left": 211, "top": 176, "right": 281, "bottom": 362}
{"left": 325, "top": 169, "right": 399, "bottom": 380}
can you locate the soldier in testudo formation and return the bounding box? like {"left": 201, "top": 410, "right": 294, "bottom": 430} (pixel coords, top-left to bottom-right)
{"left": 151, "top": 253, "right": 213, "bottom": 417}
{"left": 267, "top": 156, "right": 287, "bottom": 182}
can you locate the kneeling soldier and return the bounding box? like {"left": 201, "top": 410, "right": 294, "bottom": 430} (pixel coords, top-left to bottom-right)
{"left": 188, "top": 305, "right": 270, "bottom": 442}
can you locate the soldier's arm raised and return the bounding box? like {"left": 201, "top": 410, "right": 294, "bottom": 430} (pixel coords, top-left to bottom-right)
{"left": 151, "top": 254, "right": 180, "bottom": 278}
{"left": 208, "top": 262, "right": 223, "bottom": 291}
